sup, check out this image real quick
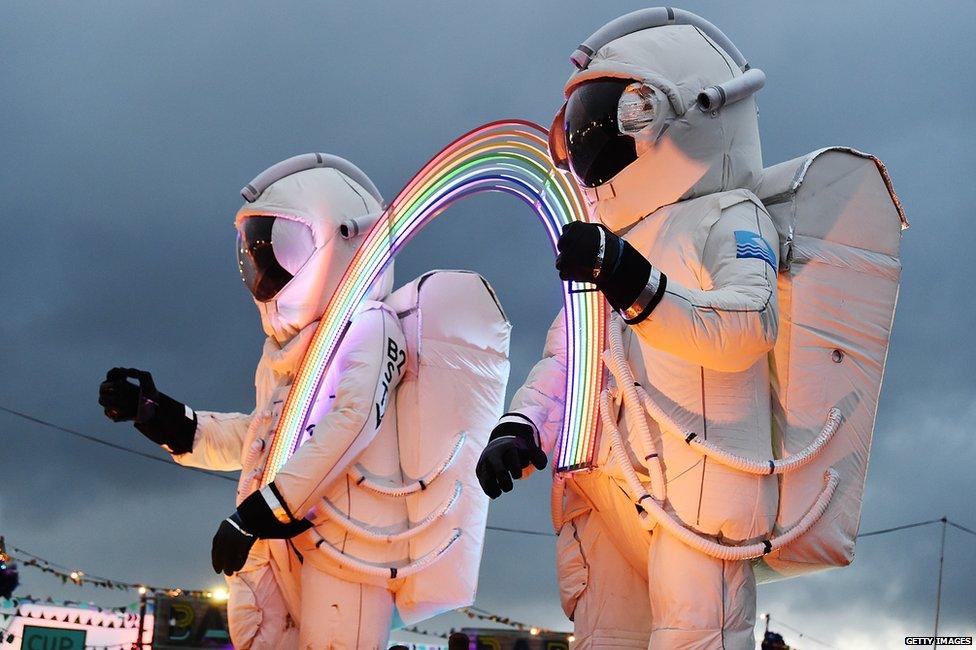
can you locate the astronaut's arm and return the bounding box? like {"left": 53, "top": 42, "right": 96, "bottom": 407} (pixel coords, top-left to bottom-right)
{"left": 97, "top": 366, "right": 251, "bottom": 471}
{"left": 270, "top": 307, "right": 405, "bottom": 520}
{"left": 507, "top": 310, "right": 569, "bottom": 458}
{"left": 170, "top": 410, "right": 252, "bottom": 472}
{"left": 628, "top": 202, "right": 779, "bottom": 372}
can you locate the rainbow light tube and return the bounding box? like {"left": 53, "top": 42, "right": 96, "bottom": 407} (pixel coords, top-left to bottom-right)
{"left": 260, "top": 119, "right": 607, "bottom": 484}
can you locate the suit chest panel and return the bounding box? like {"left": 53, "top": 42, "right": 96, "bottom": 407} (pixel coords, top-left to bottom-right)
{"left": 622, "top": 198, "right": 721, "bottom": 290}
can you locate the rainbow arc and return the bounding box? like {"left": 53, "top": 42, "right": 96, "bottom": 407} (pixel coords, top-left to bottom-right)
{"left": 261, "top": 119, "right": 606, "bottom": 484}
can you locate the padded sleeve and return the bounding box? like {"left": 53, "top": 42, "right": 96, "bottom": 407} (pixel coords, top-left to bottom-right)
{"left": 172, "top": 410, "right": 252, "bottom": 472}
{"left": 272, "top": 306, "right": 407, "bottom": 519}
{"left": 630, "top": 200, "right": 779, "bottom": 372}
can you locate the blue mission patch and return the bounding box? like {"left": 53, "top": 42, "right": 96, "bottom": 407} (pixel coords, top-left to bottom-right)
{"left": 733, "top": 230, "right": 777, "bottom": 271}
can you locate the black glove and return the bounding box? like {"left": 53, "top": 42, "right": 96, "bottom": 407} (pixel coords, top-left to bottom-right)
{"left": 98, "top": 368, "right": 196, "bottom": 454}
{"left": 476, "top": 417, "right": 547, "bottom": 499}
{"left": 555, "top": 222, "right": 665, "bottom": 320}
{"left": 98, "top": 367, "right": 142, "bottom": 422}
{"left": 211, "top": 484, "right": 311, "bottom": 576}
{"left": 210, "top": 513, "right": 256, "bottom": 577}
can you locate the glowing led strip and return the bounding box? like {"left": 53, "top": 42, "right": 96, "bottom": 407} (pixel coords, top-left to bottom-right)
{"left": 261, "top": 120, "right": 606, "bottom": 483}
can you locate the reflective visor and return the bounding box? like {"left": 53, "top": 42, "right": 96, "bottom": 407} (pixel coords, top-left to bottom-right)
{"left": 564, "top": 79, "right": 638, "bottom": 188}
{"left": 237, "top": 216, "right": 315, "bottom": 302}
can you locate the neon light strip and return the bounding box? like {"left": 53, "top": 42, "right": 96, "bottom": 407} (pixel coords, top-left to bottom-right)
{"left": 260, "top": 120, "right": 606, "bottom": 483}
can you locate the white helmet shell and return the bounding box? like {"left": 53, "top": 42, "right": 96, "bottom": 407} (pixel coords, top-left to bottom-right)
{"left": 235, "top": 156, "right": 393, "bottom": 343}
{"left": 554, "top": 17, "right": 764, "bottom": 232}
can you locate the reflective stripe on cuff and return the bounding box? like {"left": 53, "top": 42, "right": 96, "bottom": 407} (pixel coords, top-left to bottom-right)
{"left": 226, "top": 516, "right": 254, "bottom": 538}
{"left": 621, "top": 268, "right": 667, "bottom": 324}
{"left": 592, "top": 227, "right": 606, "bottom": 280}
{"left": 497, "top": 412, "right": 542, "bottom": 448}
{"left": 260, "top": 485, "right": 295, "bottom": 524}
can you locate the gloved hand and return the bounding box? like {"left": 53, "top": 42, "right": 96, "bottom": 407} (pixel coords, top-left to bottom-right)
{"left": 98, "top": 367, "right": 196, "bottom": 454}
{"left": 476, "top": 418, "right": 547, "bottom": 499}
{"left": 555, "top": 222, "right": 665, "bottom": 321}
{"left": 211, "top": 484, "right": 311, "bottom": 576}
{"left": 98, "top": 368, "right": 145, "bottom": 422}
{"left": 211, "top": 513, "right": 256, "bottom": 577}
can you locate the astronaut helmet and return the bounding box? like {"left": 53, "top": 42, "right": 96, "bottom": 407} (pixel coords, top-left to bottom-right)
{"left": 549, "top": 8, "right": 766, "bottom": 232}
{"left": 235, "top": 154, "right": 394, "bottom": 343}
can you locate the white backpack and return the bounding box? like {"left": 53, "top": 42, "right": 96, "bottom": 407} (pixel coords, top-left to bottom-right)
{"left": 386, "top": 271, "right": 511, "bottom": 622}
{"left": 755, "top": 148, "right": 907, "bottom": 580}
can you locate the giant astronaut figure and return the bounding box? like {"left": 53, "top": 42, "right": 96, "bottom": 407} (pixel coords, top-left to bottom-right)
{"left": 478, "top": 11, "right": 779, "bottom": 650}
{"left": 478, "top": 7, "right": 905, "bottom": 649}
{"left": 100, "top": 155, "right": 509, "bottom": 649}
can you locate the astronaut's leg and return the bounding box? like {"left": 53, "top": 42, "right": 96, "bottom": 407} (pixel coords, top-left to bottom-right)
{"left": 557, "top": 507, "right": 652, "bottom": 649}
{"left": 226, "top": 563, "right": 299, "bottom": 650}
{"left": 647, "top": 531, "right": 756, "bottom": 650}
{"left": 298, "top": 564, "right": 394, "bottom": 650}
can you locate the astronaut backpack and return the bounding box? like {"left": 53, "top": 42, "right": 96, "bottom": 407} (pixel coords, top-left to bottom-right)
{"left": 385, "top": 270, "right": 511, "bottom": 621}
{"left": 753, "top": 147, "right": 907, "bottom": 581}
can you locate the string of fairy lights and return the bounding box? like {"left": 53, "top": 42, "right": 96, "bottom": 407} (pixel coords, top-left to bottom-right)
{"left": 5, "top": 545, "right": 215, "bottom": 599}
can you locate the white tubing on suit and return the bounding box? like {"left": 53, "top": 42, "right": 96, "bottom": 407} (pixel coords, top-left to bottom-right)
{"left": 605, "top": 316, "right": 839, "bottom": 477}
{"left": 634, "top": 384, "right": 841, "bottom": 476}
{"left": 643, "top": 467, "right": 839, "bottom": 561}
{"left": 599, "top": 386, "right": 840, "bottom": 560}
{"left": 241, "top": 153, "right": 383, "bottom": 205}
{"left": 571, "top": 7, "right": 751, "bottom": 72}
{"left": 600, "top": 390, "right": 656, "bottom": 506}
{"left": 348, "top": 432, "right": 466, "bottom": 497}
{"left": 309, "top": 527, "right": 463, "bottom": 581}
{"left": 318, "top": 482, "right": 462, "bottom": 543}
{"left": 605, "top": 321, "right": 667, "bottom": 500}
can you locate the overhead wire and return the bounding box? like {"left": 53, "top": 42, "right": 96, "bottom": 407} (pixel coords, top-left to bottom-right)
{"left": 0, "top": 404, "right": 236, "bottom": 482}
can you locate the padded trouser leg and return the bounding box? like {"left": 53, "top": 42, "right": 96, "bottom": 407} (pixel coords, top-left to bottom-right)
{"left": 647, "top": 531, "right": 756, "bottom": 649}
{"left": 558, "top": 509, "right": 652, "bottom": 648}
{"left": 226, "top": 564, "right": 298, "bottom": 650}
{"left": 298, "top": 565, "right": 394, "bottom": 649}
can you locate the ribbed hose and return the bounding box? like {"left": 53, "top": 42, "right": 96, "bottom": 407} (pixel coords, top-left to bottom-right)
{"left": 635, "top": 384, "right": 841, "bottom": 476}
{"left": 309, "top": 527, "right": 462, "bottom": 580}
{"left": 599, "top": 385, "right": 840, "bottom": 560}
{"left": 600, "top": 390, "right": 656, "bottom": 505}
{"left": 605, "top": 318, "right": 667, "bottom": 500}
{"left": 317, "top": 482, "right": 462, "bottom": 543}
{"left": 348, "top": 432, "right": 466, "bottom": 497}
{"left": 639, "top": 468, "right": 839, "bottom": 560}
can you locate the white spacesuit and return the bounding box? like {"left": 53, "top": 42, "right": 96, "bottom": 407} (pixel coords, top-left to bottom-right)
{"left": 477, "top": 8, "right": 905, "bottom": 650}
{"left": 475, "top": 9, "right": 792, "bottom": 650}
{"left": 101, "top": 154, "right": 510, "bottom": 649}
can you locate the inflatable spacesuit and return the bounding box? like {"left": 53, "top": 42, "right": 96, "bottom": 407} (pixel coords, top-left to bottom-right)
{"left": 100, "top": 155, "right": 510, "bottom": 649}
{"left": 477, "top": 8, "right": 904, "bottom": 649}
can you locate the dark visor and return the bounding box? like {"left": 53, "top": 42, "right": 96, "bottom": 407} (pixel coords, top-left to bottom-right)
{"left": 237, "top": 216, "right": 295, "bottom": 302}
{"left": 564, "top": 79, "right": 638, "bottom": 188}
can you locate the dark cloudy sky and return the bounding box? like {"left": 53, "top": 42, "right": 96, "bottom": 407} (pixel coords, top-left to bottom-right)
{"left": 2, "top": 1, "right": 974, "bottom": 647}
